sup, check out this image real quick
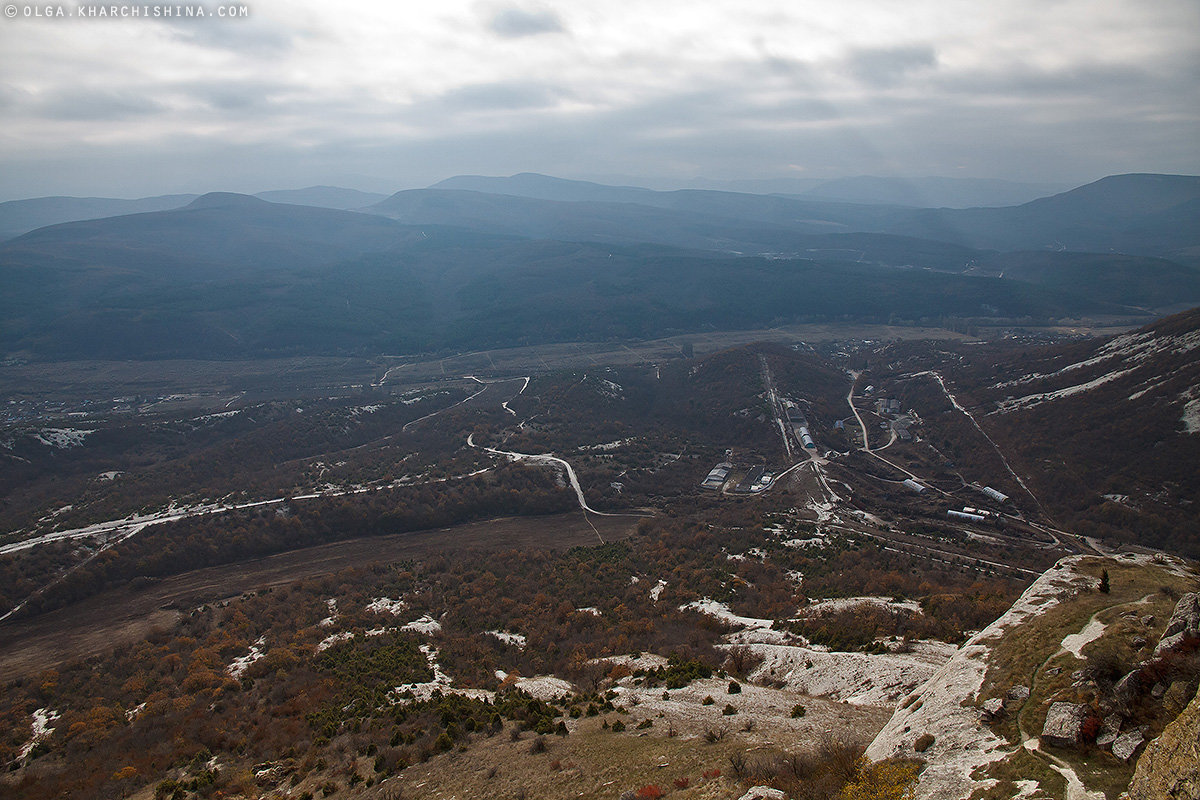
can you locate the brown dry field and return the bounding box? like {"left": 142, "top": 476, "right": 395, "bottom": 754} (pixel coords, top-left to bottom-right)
{"left": 1, "top": 324, "right": 982, "bottom": 406}
{"left": 0, "top": 511, "right": 638, "bottom": 683}
{"left": 302, "top": 708, "right": 889, "bottom": 800}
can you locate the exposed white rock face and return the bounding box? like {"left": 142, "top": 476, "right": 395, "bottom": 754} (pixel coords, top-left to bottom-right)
{"left": 1154, "top": 593, "right": 1199, "bottom": 658}
{"left": 737, "top": 787, "right": 786, "bottom": 800}
{"left": 1111, "top": 728, "right": 1146, "bottom": 763}
{"left": 865, "top": 556, "right": 1092, "bottom": 800}
{"left": 1040, "top": 702, "right": 1090, "bottom": 748}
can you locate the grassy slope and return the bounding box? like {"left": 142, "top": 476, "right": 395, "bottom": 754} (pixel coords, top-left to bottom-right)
{"left": 971, "top": 556, "right": 1198, "bottom": 800}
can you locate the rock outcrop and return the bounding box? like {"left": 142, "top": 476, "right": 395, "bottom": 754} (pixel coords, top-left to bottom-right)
{"left": 1110, "top": 727, "right": 1145, "bottom": 762}
{"left": 1153, "top": 592, "right": 1200, "bottom": 658}
{"left": 981, "top": 697, "right": 1006, "bottom": 719}
{"left": 1006, "top": 684, "right": 1030, "bottom": 704}
{"left": 1040, "top": 702, "right": 1091, "bottom": 748}
{"left": 737, "top": 788, "right": 786, "bottom": 800}
{"left": 865, "top": 557, "right": 1090, "bottom": 800}
{"left": 1128, "top": 684, "right": 1200, "bottom": 799}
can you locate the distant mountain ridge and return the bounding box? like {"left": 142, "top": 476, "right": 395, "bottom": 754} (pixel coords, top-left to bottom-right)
{"left": 253, "top": 185, "right": 388, "bottom": 210}
{"left": 892, "top": 173, "right": 1200, "bottom": 259}
{"left": 794, "top": 175, "right": 1069, "bottom": 208}
{"left": 414, "top": 172, "right": 1200, "bottom": 261}
{"left": 432, "top": 172, "right": 1067, "bottom": 208}
{"left": 0, "top": 194, "right": 198, "bottom": 242}
{"left": 0, "top": 192, "right": 1153, "bottom": 361}
{"left": 0, "top": 185, "right": 388, "bottom": 241}
{"left": 3, "top": 173, "right": 1199, "bottom": 362}
{"left": 431, "top": 173, "right": 660, "bottom": 205}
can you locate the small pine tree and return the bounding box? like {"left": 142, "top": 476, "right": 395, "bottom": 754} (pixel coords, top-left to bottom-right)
{"left": 1099, "top": 569, "right": 1110, "bottom": 594}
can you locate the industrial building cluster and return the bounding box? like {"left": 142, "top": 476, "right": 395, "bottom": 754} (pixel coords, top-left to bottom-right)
{"left": 902, "top": 475, "right": 1011, "bottom": 524}
{"left": 875, "top": 396, "right": 915, "bottom": 441}
{"left": 700, "top": 461, "right": 776, "bottom": 494}
{"left": 784, "top": 400, "right": 817, "bottom": 450}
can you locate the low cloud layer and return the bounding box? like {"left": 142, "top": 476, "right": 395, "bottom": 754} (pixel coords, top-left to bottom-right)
{"left": 0, "top": 0, "right": 1196, "bottom": 198}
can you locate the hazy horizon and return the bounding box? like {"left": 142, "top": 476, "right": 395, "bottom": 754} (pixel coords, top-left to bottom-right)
{"left": 1, "top": 0, "right": 1197, "bottom": 201}
{"left": 0, "top": 170, "right": 1093, "bottom": 205}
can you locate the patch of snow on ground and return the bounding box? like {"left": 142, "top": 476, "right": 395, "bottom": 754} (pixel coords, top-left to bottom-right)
{"left": 802, "top": 596, "right": 923, "bottom": 615}
{"left": 865, "top": 556, "right": 1090, "bottom": 800}
{"left": 366, "top": 597, "right": 406, "bottom": 616}
{"left": 365, "top": 627, "right": 394, "bottom": 637}
{"left": 850, "top": 509, "right": 887, "bottom": 527}
{"left": 1043, "top": 755, "right": 1106, "bottom": 800}
{"left": 1128, "top": 377, "right": 1169, "bottom": 401}
{"left": 682, "top": 599, "right": 793, "bottom": 646}
{"left": 1182, "top": 396, "right": 1200, "bottom": 434}
{"left": 196, "top": 410, "right": 240, "bottom": 421}
{"left": 649, "top": 580, "right": 667, "bottom": 601}
{"left": 97, "top": 471, "right": 122, "bottom": 481}
{"left": 994, "top": 329, "right": 1200, "bottom": 397}
{"left": 125, "top": 702, "right": 147, "bottom": 722}
{"left": 486, "top": 630, "right": 527, "bottom": 648}
{"left": 319, "top": 598, "right": 338, "bottom": 627}
{"left": 1060, "top": 618, "right": 1106, "bottom": 659}
{"left": 402, "top": 615, "right": 442, "bottom": 634}
{"left": 807, "top": 500, "right": 837, "bottom": 522}
{"left": 592, "top": 653, "right": 670, "bottom": 671}
{"left": 746, "top": 640, "right": 957, "bottom": 707}
{"left": 783, "top": 537, "right": 826, "bottom": 548}
{"left": 33, "top": 428, "right": 94, "bottom": 449}
{"left": 1013, "top": 780, "right": 1041, "bottom": 798}
{"left": 576, "top": 606, "right": 601, "bottom": 616}
{"left": 45, "top": 504, "right": 73, "bottom": 519}
{"left": 19, "top": 708, "right": 60, "bottom": 759}
{"left": 399, "top": 390, "right": 449, "bottom": 405}
{"left": 512, "top": 675, "right": 573, "bottom": 700}
{"left": 316, "top": 631, "right": 354, "bottom": 652}
{"left": 682, "top": 598, "right": 775, "bottom": 631}
{"left": 990, "top": 329, "right": 1189, "bottom": 391}
{"left": 227, "top": 637, "right": 266, "bottom": 679}
{"left": 351, "top": 405, "right": 383, "bottom": 415}
{"left": 392, "top": 645, "right": 493, "bottom": 704}
{"left": 578, "top": 438, "right": 635, "bottom": 451}
{"left": 994, "top": 368, "right": 1135, "bottom": 413}
{"left": 596, "top": 378, "right": 624, "bottom": 398}
{"left": 787, "top": 570, "right": 804, "bottom": 585}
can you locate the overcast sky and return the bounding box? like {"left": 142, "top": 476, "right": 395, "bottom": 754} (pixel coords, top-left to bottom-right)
{"left": 1, "top": 0, "right": 1197, "bottom": 199}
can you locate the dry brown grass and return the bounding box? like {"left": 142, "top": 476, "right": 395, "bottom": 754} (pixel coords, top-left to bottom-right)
{"left": 971, "top": 556, "right": 1197, "bottom": 799}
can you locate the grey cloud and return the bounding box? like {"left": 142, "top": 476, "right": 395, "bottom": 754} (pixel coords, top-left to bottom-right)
{"left": 939, "top": 62, "right": 1185, "bottom": 99}
{"left": 487, "top": 7, "right": 565, "bottom": 38}
{"left": 36, "top": 88, "right": 164, "bottom": 121}
{"left": 176, "top": 80, "right": 293, "bottom": 112}
{"left": 158, "top": 15, "right": 297, "bottom": 55}
{"left": 845, "top": 45, "right": 938, "bottom": 86}
{"left": 435, "top": 81, "right": 572, "bottom": 111}
{"left": 0, "top": 83, "right": 24, "bottom": 110}
{"left": 761, "top": 55, "right": 812, "bottom": 78}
